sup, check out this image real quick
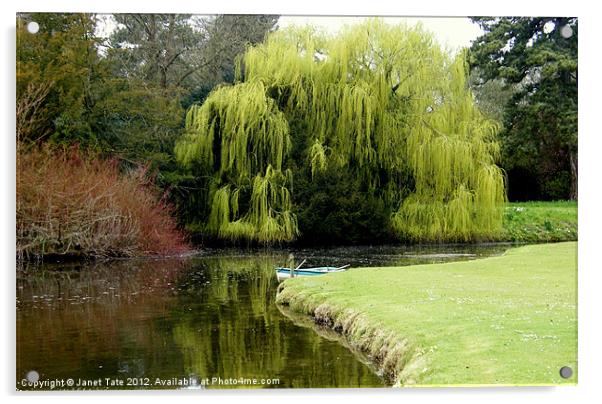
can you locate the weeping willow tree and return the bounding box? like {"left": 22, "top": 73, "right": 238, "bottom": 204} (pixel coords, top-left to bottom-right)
{"left": 175, "top": 19, "right": 506, "bottom": 243}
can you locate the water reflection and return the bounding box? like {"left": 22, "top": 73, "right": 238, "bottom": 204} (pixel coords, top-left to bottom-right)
{"left": 16, "top": 244, "right": 508, "bottom": 390}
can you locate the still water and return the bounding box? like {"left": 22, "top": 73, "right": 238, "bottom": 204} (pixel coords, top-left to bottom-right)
{"left": 17, "top": 244, "right": 508, "bottom": 390}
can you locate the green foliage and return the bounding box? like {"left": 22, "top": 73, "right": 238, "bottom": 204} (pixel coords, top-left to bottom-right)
{"left": 91, "top": 80, "right": 185, "bottom": 169}
{"left": 294, "top": 164, "right": 394, "bottom": 245}
{"left": 177, "top": 19, "right": 506, "bottom": 243}
{"left": 470, "top": 17, "right": 578, "bottom": 201}
{"left": 501, "top": 201, "right": 577, "bottom": 242}
{"left": 176, "top": 81, "right": 291, "bottom": 173}
{"left": 17, "top": 13, "right": 102, "bottom": 144}
{"left": 16, "top": 13, "right": 185, "bottom": 167}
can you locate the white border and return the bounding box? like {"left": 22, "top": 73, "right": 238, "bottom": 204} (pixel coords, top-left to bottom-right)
{"left": 2, "top": 1, "right": 600, "bottom": 404}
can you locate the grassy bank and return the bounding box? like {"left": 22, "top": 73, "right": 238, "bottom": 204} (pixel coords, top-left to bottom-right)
{"left": 502, "top": 201, "right": 577, "bottom": 242}
{"left": 276, "top": 242, "right": 577, "bottom": 386}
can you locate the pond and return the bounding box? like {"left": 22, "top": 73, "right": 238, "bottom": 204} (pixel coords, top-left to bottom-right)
{"left": 16, "top": 243, "right": 509, "bottom": 390}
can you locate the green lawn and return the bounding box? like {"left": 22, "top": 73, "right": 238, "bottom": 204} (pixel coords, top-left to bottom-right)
{"left": 502, "top": 201, "right": 577, "bottom": 242}
{"left": 276, "top": 242, "right": 577, "bottom": 386}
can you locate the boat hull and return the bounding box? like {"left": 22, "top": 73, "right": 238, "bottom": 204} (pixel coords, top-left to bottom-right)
{"left": 275, "top": 267, "right": 347, "bottom": 281}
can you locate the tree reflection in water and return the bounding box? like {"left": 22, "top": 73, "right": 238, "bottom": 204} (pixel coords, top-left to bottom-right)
{"left": 17, "top": 255, "right": 386, "bottom": 389}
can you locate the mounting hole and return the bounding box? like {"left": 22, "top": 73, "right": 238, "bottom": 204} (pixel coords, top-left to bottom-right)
{"left": 26, "top": 370, "right": 40, "bottom": 383}
{"left": 559, "top": 366, "right": 573, "bottom": 379}
{"left": 27, "top": 21, "right": 39, "bottom": 34}
{"left": 560, "top": 25, "right": 573, "bottom": 39}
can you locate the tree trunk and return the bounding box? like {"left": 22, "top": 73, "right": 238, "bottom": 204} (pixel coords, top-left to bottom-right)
{"left": 569, "top": 150, "right": 578, "bottom": 200}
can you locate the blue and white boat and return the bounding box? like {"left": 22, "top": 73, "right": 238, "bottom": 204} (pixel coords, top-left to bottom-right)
{"left": 275, "top": 262, "right": 349, "bottom": 281}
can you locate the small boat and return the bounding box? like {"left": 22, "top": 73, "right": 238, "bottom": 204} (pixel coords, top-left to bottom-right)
{"left": 275, "top": 261, "right": 349, "bottom": 281}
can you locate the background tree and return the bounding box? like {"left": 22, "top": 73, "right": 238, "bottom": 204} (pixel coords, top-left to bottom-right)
{"left": 108, "top": 14, "right": 277, "bottom": 94}
{"left": 17, "top": 13, "right": 103, "bottom": 146}
{"left": 470, "top": 17, "right": 578, "bottom": 200}
{"left": 180, "top": 14, "right": 278, "bottom": 108}
{"left": 109, "top": 14, "right": 203, "bottom": 90}
{"left": 468, "top": 67, "right": 515, "bottom": 122}
{"left": 196, "top": 15, "right": 279, "bottom": 85}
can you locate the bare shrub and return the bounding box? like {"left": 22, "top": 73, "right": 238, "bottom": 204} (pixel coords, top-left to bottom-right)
{"left": 17, "top": 144, "right": 189, "bottom": 260}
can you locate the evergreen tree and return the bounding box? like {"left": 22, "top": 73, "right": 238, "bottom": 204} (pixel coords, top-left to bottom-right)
{"left": 470, "top": 17, "right": 578, "bottom": 200}
{"left": 17, "top": 13, "right": 103, "bottom": 145}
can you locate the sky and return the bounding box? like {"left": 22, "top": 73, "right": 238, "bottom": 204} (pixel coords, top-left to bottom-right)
{"left": 278, "top": 16, "right": 483, "bottom": 52}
